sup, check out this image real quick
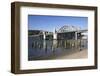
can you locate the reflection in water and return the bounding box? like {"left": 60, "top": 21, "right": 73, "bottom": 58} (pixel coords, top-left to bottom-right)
{"left": 28, "top": 37, "right": 87, "bottom": 60}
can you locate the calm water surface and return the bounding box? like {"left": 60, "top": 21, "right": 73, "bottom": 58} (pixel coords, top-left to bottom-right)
{"left": 28, "top": 37, "right": 87, "bottom": 60}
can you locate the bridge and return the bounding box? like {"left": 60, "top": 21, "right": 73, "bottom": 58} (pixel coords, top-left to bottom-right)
{"left": 29, "top": 25, "right": 88, "bottom": 40}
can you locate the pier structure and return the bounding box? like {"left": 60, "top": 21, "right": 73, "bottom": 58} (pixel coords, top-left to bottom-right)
{"left": 28, "top": 25, "right": 87, "bottom": 40}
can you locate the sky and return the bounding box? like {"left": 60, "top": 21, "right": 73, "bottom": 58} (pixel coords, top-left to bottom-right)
{"left": 28, "top": 15, "right": 88, "bottom": 32}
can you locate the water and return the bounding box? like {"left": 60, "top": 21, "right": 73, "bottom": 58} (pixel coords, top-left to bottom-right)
{"left": 28, "top": 37, "right": 87, "bottom": 60}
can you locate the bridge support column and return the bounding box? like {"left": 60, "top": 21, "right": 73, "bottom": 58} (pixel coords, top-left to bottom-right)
{"left": 75, "top": 32, "right": 77, "bottom": 40}
{"left": 43, "top": 32, "right": 46, "bottom": 40}
{"left": 53, "top": 33, "right": 57, "bottom": 39}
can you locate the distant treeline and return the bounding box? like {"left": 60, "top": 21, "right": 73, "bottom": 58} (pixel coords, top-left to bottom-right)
{"left": 28, "top": 30, "right": 41, "bottom": 35}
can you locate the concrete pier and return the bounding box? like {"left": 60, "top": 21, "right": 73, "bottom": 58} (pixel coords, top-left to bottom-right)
{"left": 53, "top": 33, "right": 57, "bottom": 39}
{"left": 43, "top": 31, "right": 46, "bottom": 40}
{"left": 75, "top": 32, "right": 77, "bottom": 40}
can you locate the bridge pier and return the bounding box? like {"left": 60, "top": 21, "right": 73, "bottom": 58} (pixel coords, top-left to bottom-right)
{"left": 53, "top": 33, "right": 57, "bottom": 39}
{"left": 75, "top": 31, "right": 77, "bottom": 40}
{"left": 43, "top": 32, "right": 46, "bottom": 40}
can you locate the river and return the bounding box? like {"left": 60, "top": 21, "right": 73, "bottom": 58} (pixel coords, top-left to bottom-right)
{"left": 28, "top": 37, "right": 87, "bottom": 60}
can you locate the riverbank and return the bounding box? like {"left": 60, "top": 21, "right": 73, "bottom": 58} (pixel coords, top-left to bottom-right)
{"left": 56, "top": 49, "right": 88, "bottom": 59}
